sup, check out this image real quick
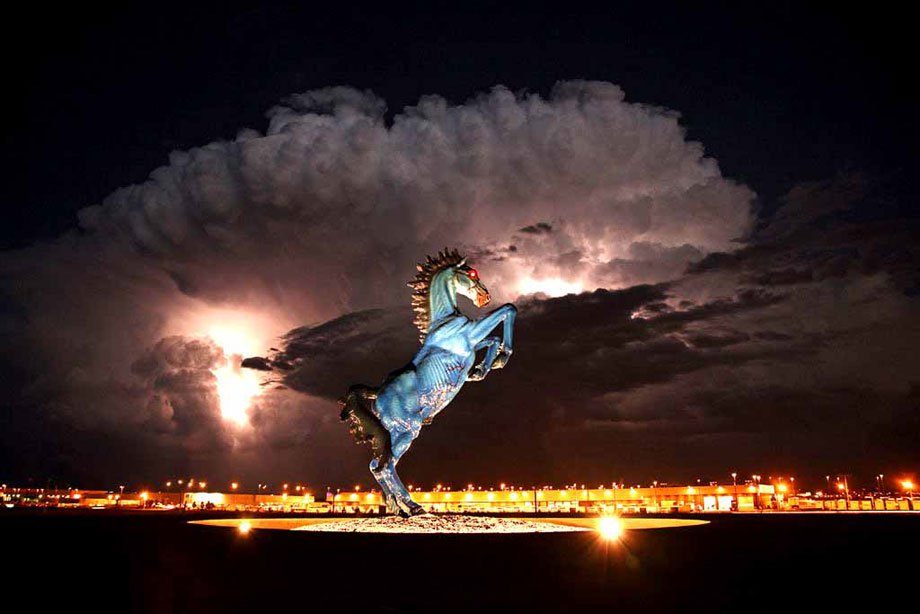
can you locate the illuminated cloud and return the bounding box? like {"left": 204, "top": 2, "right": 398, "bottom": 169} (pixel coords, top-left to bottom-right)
{"left": 0, "top": 81, "right": 764, "bottom": 481}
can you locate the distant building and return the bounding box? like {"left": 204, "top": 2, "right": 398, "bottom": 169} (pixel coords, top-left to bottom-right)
{"left": 4, "top": 483, "right": 918, "bottom": 513}
{"left": 329, "top": 484, "right": 777, "bottom": 513}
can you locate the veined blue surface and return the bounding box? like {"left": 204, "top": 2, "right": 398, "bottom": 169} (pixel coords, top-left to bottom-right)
{"left": 344, "top": 250, "right": 516, "bottom": 516}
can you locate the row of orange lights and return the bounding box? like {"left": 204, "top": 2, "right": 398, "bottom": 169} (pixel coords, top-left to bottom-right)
{"left": 159, "top": 480, "right": 311, "bottom": 494}
{"left": 8, "top": 475, "right": 912, "bottom": 497}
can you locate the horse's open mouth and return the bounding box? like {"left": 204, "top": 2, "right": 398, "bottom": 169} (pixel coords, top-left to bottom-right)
{"left": 475, "top": 290, "right": 491, "bottom": 308}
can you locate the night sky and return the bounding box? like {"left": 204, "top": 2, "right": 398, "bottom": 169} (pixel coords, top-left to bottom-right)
{"left": 1, "top": 3, "right": 916, "bottom": 489}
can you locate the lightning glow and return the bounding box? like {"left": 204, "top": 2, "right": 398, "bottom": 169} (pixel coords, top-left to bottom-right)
{"left": 518, "top": 276, "right": 584, "bottom": 297}
{"left": 208, "top": 323, "right": 263, "bottom": 427}
{"left": 213, "top": 360, "right": 261, "bottom": 426}
{"left": 169, "top": 306, "right": 288, "bottom": 428}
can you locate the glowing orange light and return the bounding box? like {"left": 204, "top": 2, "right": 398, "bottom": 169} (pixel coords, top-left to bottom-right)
{"left": 231, "top": 482, "right": 239, "bottom": 490}
{"left": 902, "top": 480, "right": 915, "bottom": 490}
{"left": 837, "top": 483, "right": 846, "bottom": 491}
{"left": 777, "top": 483, "right": 788, "bottom": 493}
{"left": 598, "top": 516, "right": 624, "bottom": 541}
{"left": 238, "top": 520, "right": 252, "bottom": 535}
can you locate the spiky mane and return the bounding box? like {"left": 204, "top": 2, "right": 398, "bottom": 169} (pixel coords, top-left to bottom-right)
{"left": 407, "top": 248, "right": 464, "bottom": 342}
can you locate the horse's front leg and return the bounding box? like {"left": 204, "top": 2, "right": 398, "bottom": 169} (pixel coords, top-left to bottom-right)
{"left": 468, "top": 303, "right": 517, "bottom": 370}
{"left": 468, "top": 336, "right": 501, "bottom": 381}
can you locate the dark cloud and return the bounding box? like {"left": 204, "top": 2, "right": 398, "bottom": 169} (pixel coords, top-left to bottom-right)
{"left": 0, "top": 74, "right": 913, "bottom": 488}
{"left": 243, "top": 176, "right": 918, "bottom": 484}
{"left": 519, "top": 222, "right": 553, "bottom": 235}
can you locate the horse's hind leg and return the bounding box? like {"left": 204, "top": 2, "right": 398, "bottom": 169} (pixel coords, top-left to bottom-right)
{"left": 371, "top": 431, "right": 423, "bottom": 517}
{"left": 369, "top": 461, "right": 399, "bottom": 514}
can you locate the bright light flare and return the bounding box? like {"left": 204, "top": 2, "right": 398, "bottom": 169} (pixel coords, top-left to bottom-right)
{"left": 207, "top": 322, "right": 262, "bottom": 427}
{"left": 169, "top": 307, "right": 289, "bottom": 428}
{"left": 518, "top": 276, "right": 583, "bottom": 297}
{"left": 213, "top": 360, "right": 261, "bottom": 426}
{"left": 598, "top": 516, "right": 624, "bottom": 541}
{"left": 238, "top": 520, "right": 252, "bottom": 536}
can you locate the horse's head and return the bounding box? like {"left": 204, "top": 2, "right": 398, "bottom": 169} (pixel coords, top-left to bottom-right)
{"left": 409, "top": 249, "right": 492, "bottom": 342}
{"left": 454, "top": 261, "right": 491, "bottom": 308}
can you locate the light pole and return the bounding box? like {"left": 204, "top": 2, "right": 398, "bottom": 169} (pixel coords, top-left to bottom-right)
{"left": 835, "top": 475, "right": 850, "bottom": 508}
{"left": 731, "top": 472, "right": 738, "bottom": 511}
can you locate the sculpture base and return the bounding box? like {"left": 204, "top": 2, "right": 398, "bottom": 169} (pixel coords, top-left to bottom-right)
{"left": 191, "top": 515, "right": 708, "bottom": 534}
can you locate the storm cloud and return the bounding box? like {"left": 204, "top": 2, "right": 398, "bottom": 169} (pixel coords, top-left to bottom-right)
{"left": 3, "top": 81, "right": 913, "bottom": 487}
{"left": 251, "top": 177, "right": 919, "bottom": 484}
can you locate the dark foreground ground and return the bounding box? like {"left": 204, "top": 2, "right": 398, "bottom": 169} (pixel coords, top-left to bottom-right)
{"left": 3, "top": 509, "right": 918, "bottom": 612}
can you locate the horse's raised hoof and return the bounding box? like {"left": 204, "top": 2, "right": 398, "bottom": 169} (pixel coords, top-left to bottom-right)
{"left": 491, "top": 350, "right": 512, "bottom": 370}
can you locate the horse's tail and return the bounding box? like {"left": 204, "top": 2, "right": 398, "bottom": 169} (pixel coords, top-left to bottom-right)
{"left": 338, "top": 385, "right": 391, "bottom": 468}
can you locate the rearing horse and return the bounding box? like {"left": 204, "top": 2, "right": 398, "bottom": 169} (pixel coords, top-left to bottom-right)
{"left": 339, "top": 249, "right": 516, "bottom": 516}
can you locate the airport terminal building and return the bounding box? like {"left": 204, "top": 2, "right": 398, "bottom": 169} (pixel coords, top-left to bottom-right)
{"left": 5, "top": 483, "right": 918, "bottom": 514}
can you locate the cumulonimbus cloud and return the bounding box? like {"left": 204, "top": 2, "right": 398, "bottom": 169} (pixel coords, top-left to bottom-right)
{"left": 0, "top": 81, "right": 757, "bottom": 482}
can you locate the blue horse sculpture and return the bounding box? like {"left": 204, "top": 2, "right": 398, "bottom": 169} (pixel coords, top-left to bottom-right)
{"left": 339, "top": 249, "right": 516, "bottom": 516}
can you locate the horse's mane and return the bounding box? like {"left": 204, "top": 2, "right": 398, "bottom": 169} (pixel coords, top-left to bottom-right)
{"left": 407, "top": 248, "right": 464, "bottom": 343}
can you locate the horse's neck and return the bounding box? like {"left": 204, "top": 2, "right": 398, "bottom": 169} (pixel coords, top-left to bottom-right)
{"left": 428, "top": 270, "right": 458, "bottom": 327}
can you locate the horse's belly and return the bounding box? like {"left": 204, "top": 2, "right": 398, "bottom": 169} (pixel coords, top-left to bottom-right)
{"left": 418, "top": 385, "right": 458, "bottom": 413}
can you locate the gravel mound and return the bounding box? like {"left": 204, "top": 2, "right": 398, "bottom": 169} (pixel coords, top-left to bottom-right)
{"left": 293, "top": 514, "right": 589, "bottom": 534}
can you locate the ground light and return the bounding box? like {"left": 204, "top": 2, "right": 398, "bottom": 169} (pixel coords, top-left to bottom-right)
{"left": 598, "top": 516, "right": 624, "bottom": 541}
{"left": 237, "top": 520, "right": 252, "bottom": 536}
